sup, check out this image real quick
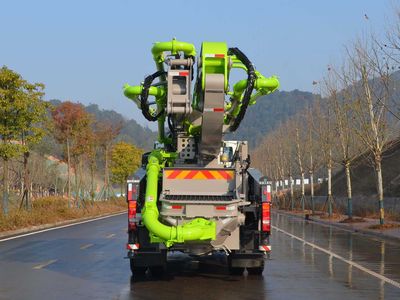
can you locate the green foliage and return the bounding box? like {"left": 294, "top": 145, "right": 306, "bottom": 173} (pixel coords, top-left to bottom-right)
{"left": 85, "top": 103, "right": 157, "bottom": 150}
{"left": 110, "top": 141, "right": 142, "bottom": 184}
{"left": 0, "top": 66, "right": 48, "bottom": 160}
{"left": 51, "top": 101, "right": 93, "bottom": 160}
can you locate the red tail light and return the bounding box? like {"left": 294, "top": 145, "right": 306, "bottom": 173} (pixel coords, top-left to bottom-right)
{"left": 262, "top": 202, "right": 271, "bottom": 232}
{"left": 128, "top": 200, "right": 137, "bottom": 230}
{"left": 127, "top": 182, "right": 138, "bottom": 230}
{"left": 262, "top": 185, "right": 271, "bottom": 202}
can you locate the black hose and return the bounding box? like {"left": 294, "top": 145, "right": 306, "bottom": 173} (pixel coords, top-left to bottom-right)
{"left": 140, "top": 70, "right": 166, "bottom": 121}
{"left": 227, "top": 47, "right": 256, "bottom": 131}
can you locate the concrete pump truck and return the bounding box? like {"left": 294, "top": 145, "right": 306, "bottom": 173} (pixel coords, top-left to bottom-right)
{"left": 123, "top": 39, "right": 279, "bottom": 276}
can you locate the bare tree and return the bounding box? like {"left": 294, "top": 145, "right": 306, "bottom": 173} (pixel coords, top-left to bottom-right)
{"left": 347, "top": 39, "right": 395, "bottom": 225}
{"left": 292, "top": 116, "right": 308, "bottom": 211}
{"left": 95, "top": 121, "right": 121, "bottom": 200}
{"left": 324, "top": 65, "right": 362, "bottom": 219}
{"left": 312, "top": 95, "right": 336, "bottom": 217}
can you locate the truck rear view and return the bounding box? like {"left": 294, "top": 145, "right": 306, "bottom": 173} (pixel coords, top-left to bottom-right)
{"left": 123, "top": 39, "right": 279, "bottom": 276}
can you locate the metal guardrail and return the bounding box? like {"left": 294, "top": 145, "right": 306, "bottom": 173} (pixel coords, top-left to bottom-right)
{"left": 272, "top": 192, "right": 400, "bottom": 216}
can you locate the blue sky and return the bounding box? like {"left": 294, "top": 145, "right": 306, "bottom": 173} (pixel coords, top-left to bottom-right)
{"left": 0, "top": 0, "right": 395, "bottom": 126}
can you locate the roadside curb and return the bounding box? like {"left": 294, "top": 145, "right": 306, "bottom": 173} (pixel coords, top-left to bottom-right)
{"left": 0, "top": 210, "right": 126, "bottom": 240}
{"left": 274, "top": 209, "right": 400, "bottom": 244}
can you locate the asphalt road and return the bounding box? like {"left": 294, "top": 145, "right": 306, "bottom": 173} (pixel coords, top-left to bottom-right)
{"left": 1, "top": 212, "right": 400, "bottom": 300}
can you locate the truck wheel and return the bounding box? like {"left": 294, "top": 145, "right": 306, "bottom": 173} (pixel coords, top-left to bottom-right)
{"left": 247, "top": 260, "right": 265, "bottom": 275}
{"left": 130, "top": 259, "right": 147, "bottom": 276}
{"left": 150, "top": 265, "right": 165, "bottom": 277}
{"left": 229, "top": 266, "right": 245, "bottom": 275}
{"left": 228, "top": 255, "right": 244, "bottom": 276}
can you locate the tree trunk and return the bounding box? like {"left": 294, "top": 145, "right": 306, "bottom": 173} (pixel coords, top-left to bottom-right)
{"left": 301, "top": 172, "right": 305, "bottom": 211}
{"left": 22, "top": 151, "right": 31, "bottom": 210}
{"left": 67, "top": 138, "right": 71, "bottom": 208}
{"left": 375, "top": 158, "right": 384, "bottom": 225}
{"left": 327, "top": 165, "right": 332, "bottom": 216}
{"left": 74, "top": 160, "right": 79, "bottom": 208}
{"left": 310, "top": 171, "right": 314, "bottom": 214}
{"left": 289, "top": 174, "right": 294, "bottom": 210}
{"left": 91, "top": 163, "right": 95, "bottom": 201}
{"left": 2, "top": 159, "right": 9, "bottom": 215}
{"left": 345, "top": 162, "right": 352, "bottom": 219}
{"left": 104, "top": 145, "right": 109, "bottom": 200}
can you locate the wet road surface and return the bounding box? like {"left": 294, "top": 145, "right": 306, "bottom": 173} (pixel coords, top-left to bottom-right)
{"left": 0, "top": 212, "right": 400, "bottom": 299}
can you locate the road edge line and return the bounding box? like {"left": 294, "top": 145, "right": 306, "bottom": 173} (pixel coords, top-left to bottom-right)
{"left": 0, "top": 211, "right": 126, "bottom": 243}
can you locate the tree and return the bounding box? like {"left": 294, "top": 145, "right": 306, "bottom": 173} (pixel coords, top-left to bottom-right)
{"left": 51, "top": 101, "right": 92, "bottom": 207}
{"left": 0, "top": 66, "right": 46, "bottom": 214}
{"left": 110, "top": 141, "right": 142, "bottom": 194}
{"left": 324, "top": 65, "right": 362, "bottom": 219}
{"left": 95, "top": 121, "right": 121, "bottom": 200}
{"left": 347, "top": 39, "right": 394, "bottom": 225}
{"left": 312, "top": 96, "right": 336, "bottom": 217}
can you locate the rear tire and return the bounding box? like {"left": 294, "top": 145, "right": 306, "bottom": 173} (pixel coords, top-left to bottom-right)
{"left": 229, "top": 267, "right": 245, "bottom": 275}
{"left": 130, "top": 259, "right": 147, "bottom": 276}
{"left": 150, "top": 265, "right": 165, "bottom": 277}
{"left": 247, "top": 266, "right": 264, "bottom": 275}
{"left": 228, "top": 255, "right": 244, "bottom": 276}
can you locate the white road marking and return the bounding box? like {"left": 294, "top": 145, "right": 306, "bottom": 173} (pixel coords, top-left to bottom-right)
{"left": 33, "top": 259, "right": 58, "bottom": 270}
{"left": 106, "top": 233, "right": 116, "bottom": 238}
{"left": 80, "top": 243, "right": 94, "bottom": 250}
{"left": 272, "top": 225, "right": 400, "bottom": 289}
{"left": 0, "top": 211, "right": 126, "bottom": 243}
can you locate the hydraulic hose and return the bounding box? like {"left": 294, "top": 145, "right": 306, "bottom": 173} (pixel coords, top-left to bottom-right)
{"left": 227, "top": 47, "right": 256, "bottom": 132}
{"left": 140, "top": 70, "right": 166, "bottom": 121}
{"left": 142, "top": 154, "right": 216, "bottom": 247}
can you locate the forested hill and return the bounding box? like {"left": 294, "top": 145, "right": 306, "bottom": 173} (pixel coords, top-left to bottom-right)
{"left": 49, "top": 100, "right": 157, "bottom": 150}
{"left": 49, "top": 89, "right": 314, "bottom": 151}
{"left": 227, "top": 90, "right": 315, "bottom": 148}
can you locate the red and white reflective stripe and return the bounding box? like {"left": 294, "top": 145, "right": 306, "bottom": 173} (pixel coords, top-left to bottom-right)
{"left": 127, "top": 183, "right": 133, "bottom": 201}
{"left": 215, "top": 205, "right": 235, "bottom": 211}
{"left": 203, "top": 107, "right": 224, "bottom": 112}
{"left": 267, "top": 185, "right": 271, "bottom": 202}
{"left": 126, "top": 243, "right": 140, "bottom": 250}
{"left": 164, "top": 205, "right": 183, "bottom": 210}
{"left": 169, "top": 71, "right": 189, "bottom": 76}
{"left": 204, "top": 54, "right": 225, "bottom": 58}
{"left": 262, "top": 185, "right": 271, "bottom": 202}
{"left": 259, "top": 245, "right": 271, "bottom": 252}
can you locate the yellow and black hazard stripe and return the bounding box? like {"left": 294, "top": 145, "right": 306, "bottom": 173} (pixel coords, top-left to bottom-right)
{"left": 164, "top": 169, "right": 234, "bottom": 180}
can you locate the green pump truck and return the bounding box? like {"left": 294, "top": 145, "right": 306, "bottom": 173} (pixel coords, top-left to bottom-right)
{"left": 123, "top": 39, "right": 279, "bottom": 276}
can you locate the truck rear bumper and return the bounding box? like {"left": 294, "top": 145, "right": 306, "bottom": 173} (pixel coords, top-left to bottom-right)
{"left": 127, "top": 251, "right": 167, "bottom": 267}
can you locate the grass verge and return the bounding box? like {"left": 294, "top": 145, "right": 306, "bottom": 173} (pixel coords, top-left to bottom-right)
{"left": 0, "top": 196, "right": 126, "bottom": 232}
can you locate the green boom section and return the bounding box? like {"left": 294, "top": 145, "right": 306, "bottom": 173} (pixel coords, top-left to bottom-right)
{"left": 151, "top": 39, "right": 196, "bottom": 81}
{"left": 225, "top": 73, "right": 279, "bottom": 124}
{"left": 123, "top": 84, "right": 169, "bottom": 144}
{"left": 142, "top": 152, "right": 216, "bottom": 248}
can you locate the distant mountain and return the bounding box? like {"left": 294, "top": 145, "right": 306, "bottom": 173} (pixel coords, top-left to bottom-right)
{"left": 47, "top": 89, "right": 315, "bottom": 152}
{"left": 227, "top": 90, "right": 315, "bottom": 149}
{"left": 49, "top": 100, "right": 157, "bottom": 150}
{"left": 84, "top": 103, "right": 157, "bottom": 150}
